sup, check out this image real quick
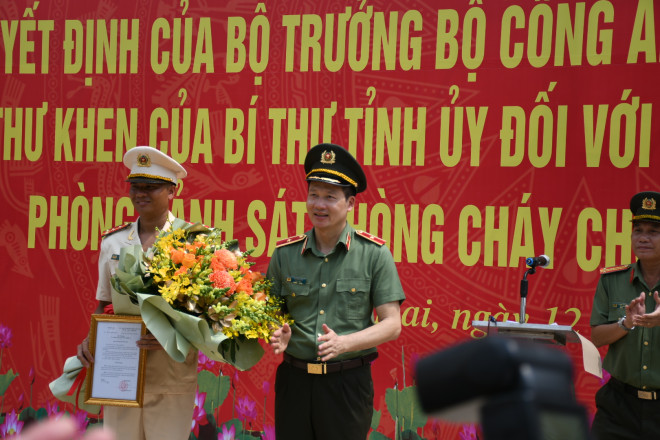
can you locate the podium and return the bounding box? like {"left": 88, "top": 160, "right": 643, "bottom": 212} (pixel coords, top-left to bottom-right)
{"left": 471, "top": 321, "right": 580, "bottom": 346}
{"left": 469, "top": 259, "right": 602, "bottom": 379}
{"left": 470, "top": 257, "right": 584, "bottom": 347}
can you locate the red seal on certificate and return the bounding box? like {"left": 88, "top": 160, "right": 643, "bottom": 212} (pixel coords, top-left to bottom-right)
{"left": 119, "top": 380, "right": 129, "bottom": 392}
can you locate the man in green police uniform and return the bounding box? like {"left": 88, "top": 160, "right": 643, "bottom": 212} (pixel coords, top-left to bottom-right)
{"left": 590, "top": 191, "right": 660, "bottom": 440}
{"left": 76, "top": 146, "right": 197, "bottom": 440}
{"left": 267, "top": 143, "right": 405, "bottom": 440}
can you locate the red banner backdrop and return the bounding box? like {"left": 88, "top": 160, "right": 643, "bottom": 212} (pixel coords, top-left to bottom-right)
{"left": 2, "top": 0, "right": 660, "bottom": 438}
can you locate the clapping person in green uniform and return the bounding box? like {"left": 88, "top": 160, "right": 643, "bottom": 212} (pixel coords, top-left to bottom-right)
{"left": 590, "top": 191, "right": 660, "bottom": 440}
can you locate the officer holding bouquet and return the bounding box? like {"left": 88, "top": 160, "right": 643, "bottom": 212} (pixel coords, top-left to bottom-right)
{"left": 76, "top": 146, "right": 197, "bottom": 440}
{"left": 267, "top": 143, "right": 406, "bottom": 440}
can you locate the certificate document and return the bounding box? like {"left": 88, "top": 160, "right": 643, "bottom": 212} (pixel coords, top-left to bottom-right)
{"left": 85, "top": 314, "right": 147, "bottom": 407}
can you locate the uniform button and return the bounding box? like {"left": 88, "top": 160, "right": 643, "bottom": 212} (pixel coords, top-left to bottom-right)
{"left": 645, "top": 341, "right": 649, "bottom": 346}
{"left": 320, "top": 310, "right": 325, "bottom": 315}
{"left": 351, "top": 288, "right": 356, "bottom": 292}
{"left": 324, "top": 258, "right": 329, "bottom": 263}
{"left": 291, "top": 293, "right": 296, "bottom": 297}
{"left": 644, "top": 365, "right": 648, "bottom": 370}
{"left": 317, "top": 356, "right": 321, "bottom": 361}
{"left": 650, "top": 292, "right": 653, "bottom": 296}
{"left": 287, "top": 277, "right": 291, "bottom": 282}
{"left": 643, "top": 385, "right": 648, "bottom": 390}
{"left": 322, "top": 283, "right": 326, "bottom": 288}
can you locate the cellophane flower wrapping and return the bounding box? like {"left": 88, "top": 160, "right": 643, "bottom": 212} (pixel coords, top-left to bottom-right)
{"left": 111, "top": 221, "right": 292, "bottom": 370}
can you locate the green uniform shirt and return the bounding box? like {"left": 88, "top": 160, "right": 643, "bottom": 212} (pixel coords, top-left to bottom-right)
{"left": 267, "top": 223, "right": 406, "bottom": 361}
{"left": 590, "top": 261, "right": 660, "bottom": 389}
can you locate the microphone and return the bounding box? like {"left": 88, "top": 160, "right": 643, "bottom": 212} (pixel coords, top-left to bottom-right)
{"left": 526, "top": 255, "right": 550, "bottom": 268}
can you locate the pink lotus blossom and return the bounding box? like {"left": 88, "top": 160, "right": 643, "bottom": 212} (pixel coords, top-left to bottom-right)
{"left": 262, "top": 381, "right": 270, "bottom": 396}
{"left": 600, "top": 369, "right": 611, "bottom": 386}
{"left": 0, "top": 410, "right": 24, "bottom": 437}
{"left": 46, "top": 401, "right": 61, "bottom": 417}
{"left": 0, "top": 324, "right": 12, "bottom": 349}
{"left": 197, "top": 351, "right": 219, "bottom": 373}
{"left": 235, "top": 396, "right": 257, "bottom": 424}
{"left": 459, "top": 424, "right": 479, "bottom": 440}
{"left": 261, "top": 425, "right": 275, "bottom": 440}
{"left": 218, "top": 424, "right": 236, "bottom": 440}
{"left": 72, "top": 410, "right": 89, "bottom": 433}
{"left": 430, "top": 419, "right": 441, "bottom": 436}
{"left": 191, "top": 390, "right": 208, "bottom": 437}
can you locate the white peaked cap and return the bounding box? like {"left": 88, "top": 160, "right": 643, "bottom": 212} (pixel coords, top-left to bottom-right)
{"left": 123, "top": 146, "right": 187, "bottom": 185}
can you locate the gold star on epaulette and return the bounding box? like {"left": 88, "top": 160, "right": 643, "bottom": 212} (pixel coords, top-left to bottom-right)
{"left": 101, "top": 222, "right": 132, "bottom": 238}
{"left": 275, "top": 234, "right": 307, "bottom": 248}
{"left": 599, "top": 265, "right": 630, "bottom": 275}
{"left": 356, "top": 230, "right": 386, "bottom": 246}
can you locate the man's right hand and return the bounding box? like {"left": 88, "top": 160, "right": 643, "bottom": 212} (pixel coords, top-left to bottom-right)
{"left": 270, "top": 323, "right": 292, "bottom": 355}
{"left": 77, "top": 337, "right": 94, "bottom": 368}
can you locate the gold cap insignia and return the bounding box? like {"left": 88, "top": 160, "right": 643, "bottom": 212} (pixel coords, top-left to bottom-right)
{"left": 137, "top": 153, "right": 151, "bottom": 167}
{"left": 642, "top": 197, "right": 656, "bottom": 210}
{"left": 320, "top": 150, "right": 336, "bottom": 165}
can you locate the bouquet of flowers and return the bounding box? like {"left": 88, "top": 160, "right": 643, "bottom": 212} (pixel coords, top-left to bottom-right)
{"left": 111, "top": 221, "right": 292, "bottom": 370}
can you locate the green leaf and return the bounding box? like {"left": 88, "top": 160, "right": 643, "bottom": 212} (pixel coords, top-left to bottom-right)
{"left": 401, "top": 429, "right": 423, "bottom": 440}
{"left": 385, "top": 386, "right": 427, "bottom": 432}
{"left": 197, "top": 370, "right": 230, "bottom": 415}
{"left": 19, "top": 407, "right": 37, "bottom": 422}
{"left": 371, "top": 408, "right": 382, "bottom": 430}
{"left": 369, "top": 430, "right": 392, "bottom": 440}
{"left": 0, "top": 369, "right": 18, "bottom": 395}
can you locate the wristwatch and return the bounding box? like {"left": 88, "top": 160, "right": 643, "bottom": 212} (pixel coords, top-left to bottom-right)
{"left": 618, "top": 315, "right": 635, "bottom": 331}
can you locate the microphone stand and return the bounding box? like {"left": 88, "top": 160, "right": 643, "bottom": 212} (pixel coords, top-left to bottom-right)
{"left": 519, "top": 266, "right": 537, "bottom": 324}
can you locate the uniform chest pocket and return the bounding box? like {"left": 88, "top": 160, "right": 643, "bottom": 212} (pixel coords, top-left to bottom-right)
{"left": 608, "top": 301, "right": 628, "bottom": 321}
{"left": 109, "top": 255, "right": 120, "bottom": 276}
{"left": 282, "top": 278, "right": 310, "bottom": 301}
{"left": 337, "top": 279, "right": 371, "bottom": 320}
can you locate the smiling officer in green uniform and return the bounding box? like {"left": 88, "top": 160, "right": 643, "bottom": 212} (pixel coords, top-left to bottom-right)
{"left": 591, "top": 191, "right": 660, "bottom": 440}
{"left": 267, "top": 143, "right": 405, "bottom": 440}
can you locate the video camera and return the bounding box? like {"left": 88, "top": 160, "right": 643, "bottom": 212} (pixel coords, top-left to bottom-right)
{"left": 415, "top": 337, "right": 592, "bottom": 440}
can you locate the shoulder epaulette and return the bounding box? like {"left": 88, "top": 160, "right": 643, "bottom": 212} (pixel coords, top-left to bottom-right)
{"left": 356, "top": 230, "right": 386, "bottom": 246}
{"left": 102, "top": 222, "right": 132, "bottom": 238}
{"left": 276, "top": 234, "right": 306, "bottom": 248}
{"left": 600, "top": 265, "right": 631, "bottom": 275}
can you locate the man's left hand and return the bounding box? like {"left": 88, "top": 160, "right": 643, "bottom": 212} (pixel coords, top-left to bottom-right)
{"left": 633, "top": 291, "right": 660, "bottom": 328}
{"left": 317, "top": 324, "right": 346, "bottom": 361}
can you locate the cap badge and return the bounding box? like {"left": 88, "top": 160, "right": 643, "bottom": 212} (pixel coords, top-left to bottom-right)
{"left": 320, "top": 150, "right": 336, "bottom": 165}
{"left": 137, "top": 153, "right": 151, "bottom": 167}
{"left": 642, "top": 197, "right": 656, "bottom": 210}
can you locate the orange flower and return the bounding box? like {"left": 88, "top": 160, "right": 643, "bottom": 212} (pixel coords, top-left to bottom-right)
{"left": 210, "top": 257, "right": 225, "bottom": 272}
{"left": 213, "top": 249, "right": 238, "bottom": 271}
{"left": 236, "top": 277, "right": 253, "bottom": 295}
{"left": 253, "top": 290, "right": 266, "bottom": 302}
{"left": 182, "top": 253, "right": 197, "bottom": 268}
{"left": 171, "top": 249, "right": 185, "bottom": 265}
{"left": 174, "top": 266, "right": 188, "bottom": 276}
{"left": 247, "top": 271, "right": 264, "bottom": 284}
{"left": 209, "top": 270, "right": 236, "bottom": 294}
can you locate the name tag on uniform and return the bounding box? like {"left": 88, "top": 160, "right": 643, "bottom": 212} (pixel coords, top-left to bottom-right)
{"left": 287, "top": 276, "right": 306, "bottom": 285}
